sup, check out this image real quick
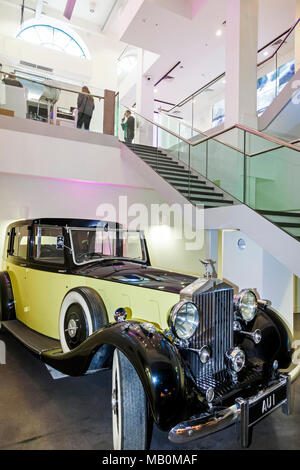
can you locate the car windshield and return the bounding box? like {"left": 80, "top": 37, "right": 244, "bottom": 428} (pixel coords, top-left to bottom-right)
{"left": 69, "top": 228, "right": 147, "bottom": 265}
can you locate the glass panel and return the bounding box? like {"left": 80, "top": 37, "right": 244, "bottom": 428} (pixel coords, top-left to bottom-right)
{"left": 276, "top": 30, "right": 295, "bottom": 96}
{"left": 12, "top": 226, "right": 28, "bottom": 259}
{"left": 245, "top": 132, "right": 280, "bottom": 156}
{"left": 246, "top": 144, "right": 300, "bottom": 212}
{"left": 33, "top": 226, "right": 64, "bottom": 264}
{"left": 19, "top": 26, "right": 40, "bottom": 44}
{"left": 193, "top": 76, "right": 226, "bottom": 132}
{"left": 70, "top": 229, "right": 146, "bottom": 265}
{"left": 37, "top": 25, "right": 54, "bottom": 45}
{"left": 158, "top": 127, "right": 189, "bottom": 165}
{"left": 206, "top": 128, "right": 245, "bottom": 201}
{"left": 179, "top": 99, "right": 193, "bottom": 137}
{"left": 190, "top": 141, "right": 207, "bottom": 177}
{"left": 257, "top": 55, "right": 277, "bottom": 116}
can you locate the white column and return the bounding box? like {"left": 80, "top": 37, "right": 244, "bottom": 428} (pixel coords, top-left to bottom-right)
{"left": 225, "top": 0, "right": 258, "bottom": 129}
{"left": 295, "top": 1, "right": 300, "bottom": 72}
{"left": 136, "top": 49, "right": 154, "bottom": 145}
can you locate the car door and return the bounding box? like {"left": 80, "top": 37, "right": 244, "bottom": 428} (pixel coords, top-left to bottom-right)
{"left": 25, "top": 224, "right": 71, "bottom": 339}
{"left": 6, "top": 224, "right": 30, "bottom": 324}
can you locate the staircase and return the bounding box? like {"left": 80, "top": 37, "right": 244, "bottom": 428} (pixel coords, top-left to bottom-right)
{"left": 258, "top": 210, "right": 300, "bottom": 243}
{"left": 125, "top": 143, "right": 235, "bottom": 209}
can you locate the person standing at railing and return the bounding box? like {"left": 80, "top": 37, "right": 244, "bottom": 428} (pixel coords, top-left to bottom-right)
{"left": 77, "top": 86, "right": 94, "bottom": 130}
{"left": 121, "top": 109, "right": 135, "bottom": 143}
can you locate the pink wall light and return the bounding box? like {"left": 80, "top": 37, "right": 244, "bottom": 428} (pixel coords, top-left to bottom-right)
{"left": 64, "top": 0, "right": 76, "bottom": 20}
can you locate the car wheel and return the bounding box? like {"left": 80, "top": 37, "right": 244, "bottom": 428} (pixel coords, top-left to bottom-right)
{"left": 112, "top": 349, "right": 150, "bottom": 450}
{"left": 0, "top": 272, "right": 16, "bottom": 322}
{"left": 59, "top": 287, "right": 107, "bottom": 353}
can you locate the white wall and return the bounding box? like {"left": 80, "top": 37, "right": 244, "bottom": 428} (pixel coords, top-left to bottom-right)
{"left": 0, "top": 118, "right": 150, "bottom": 187}
{"left": 0, "top": 1, "right": 119, "bottom": 92}
{"left": 222, "top": 229, "right": 294, "bottom": 330}
{"left": 0, "top": 173, "right": 206, "bottom": 277}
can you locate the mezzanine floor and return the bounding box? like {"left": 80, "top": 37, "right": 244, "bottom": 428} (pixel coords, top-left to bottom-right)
{"left": 0, "top": 315, "right": 299, "bottom": 451}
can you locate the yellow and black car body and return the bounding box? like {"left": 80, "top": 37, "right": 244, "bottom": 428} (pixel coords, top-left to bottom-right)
{"left": 0, "top": 218, "right": 299, "bottom": 449}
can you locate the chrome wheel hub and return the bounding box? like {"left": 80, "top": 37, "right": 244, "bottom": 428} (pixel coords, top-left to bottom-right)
{"left": 66, "top": 318, "right": 78, "bottom": 338}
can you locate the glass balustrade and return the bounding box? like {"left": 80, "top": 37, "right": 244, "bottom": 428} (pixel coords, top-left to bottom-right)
{"left": 0, "top": 63, "right": 109, "bottom": 135}
{"left": 121, "top": 103, "right": 300, "bottom": 243}
{"left": 160, "top": 21, "right": 298, "bottom": 136}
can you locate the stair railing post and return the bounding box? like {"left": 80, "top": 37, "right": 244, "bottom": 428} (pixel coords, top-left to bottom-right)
{"left": 275, "top": 52, "right": 278, "bottom": 97}
{"left": 206, "top": 139, "right": 208, "bottom": 179}
{"left": 156, "top": 124, "right": 159, "bottom": 171}
{"left": 188, "top": 144, "right": 191, "bottom": 199}
{"left": 243, "top": 130, "right": 247, "bottom": 204}
{"left": 178, "top": 123, "right": 180, "bottom": 161}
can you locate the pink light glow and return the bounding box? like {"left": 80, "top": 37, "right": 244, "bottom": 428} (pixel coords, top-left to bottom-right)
{"left": 64, "top": 0, "right": 76, "bottom": 20}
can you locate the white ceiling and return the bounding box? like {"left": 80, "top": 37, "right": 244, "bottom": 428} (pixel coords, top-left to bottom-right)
{"left": 119, "top": 0, "right": 297, "bottom": 108}
{"left": 43, "top": 0, "right": 118, "bottom": 28}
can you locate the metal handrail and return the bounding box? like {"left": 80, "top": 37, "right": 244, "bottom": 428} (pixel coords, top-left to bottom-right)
{"left": 0, "top": 71, "right": 104, "bottom": 101}
{"left": 123, "top": 105, "right": 300, "bottom": 154}
{"left": 167, "top": 20, "right": 299, "bottom": 113}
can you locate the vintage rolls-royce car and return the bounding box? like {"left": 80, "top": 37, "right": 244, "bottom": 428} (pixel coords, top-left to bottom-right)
{"left": 0, "top": 218, "right": 299, "bottom": 450}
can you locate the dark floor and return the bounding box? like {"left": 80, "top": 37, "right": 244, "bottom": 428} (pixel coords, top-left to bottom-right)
{"left": 0, "top": 316, "right": 299, "bottom": 451}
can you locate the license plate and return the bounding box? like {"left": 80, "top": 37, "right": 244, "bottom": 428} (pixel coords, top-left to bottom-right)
{"left": 248, "top": 380, "right": 288, "bottom": 426}
{"left": 238, "top": 376, "right": 290, "bottom": 447}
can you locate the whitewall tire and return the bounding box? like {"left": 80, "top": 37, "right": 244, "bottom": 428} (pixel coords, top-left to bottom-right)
{"left": 59, "top": 287, "right": 106, "bottom": 353}
{"left": 112, "top": 349, "right": 150, "bottom": 450}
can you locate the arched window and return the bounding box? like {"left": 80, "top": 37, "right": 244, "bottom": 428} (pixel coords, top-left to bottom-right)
{"left": 17, "top": 19, "right": 90, "bottom": 59}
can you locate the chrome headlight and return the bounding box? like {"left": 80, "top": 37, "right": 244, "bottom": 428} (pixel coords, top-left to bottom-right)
{"left": 226, "top": 347, "right": 246, "bottom": 373}
{"left": 235, "top": 289, "right": 258, "bottom": 322}
{"left": 169, "top": 300, "right": 199, "bottom": 340}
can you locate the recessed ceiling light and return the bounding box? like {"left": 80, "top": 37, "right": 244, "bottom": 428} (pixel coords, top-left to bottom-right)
{"left": 154, "top": 88, "right": 158, "bottom": 93}
{"left": 263, "top": 50, "right": 269, "bottom": 56}
{"left": 216, "top": 29, "right": 222, "bottom": 37}
{"left": 222, "top": 79, "right": 226, "bottom": 84}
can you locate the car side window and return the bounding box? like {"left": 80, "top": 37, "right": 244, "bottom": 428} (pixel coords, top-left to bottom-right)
{"left": 33, "top": 226, "right": 64, "bottom": 265}
{"left": 11, "top": 226, "right": 28, "bottom": 259}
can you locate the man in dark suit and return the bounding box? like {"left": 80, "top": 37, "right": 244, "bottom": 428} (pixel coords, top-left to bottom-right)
{"left": 121, "top": 110, "right": 135, "bottom": 143}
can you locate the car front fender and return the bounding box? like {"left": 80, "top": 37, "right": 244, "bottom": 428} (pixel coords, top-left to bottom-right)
{"left": 41, "top": 321, "right": 200, "bottom": 430}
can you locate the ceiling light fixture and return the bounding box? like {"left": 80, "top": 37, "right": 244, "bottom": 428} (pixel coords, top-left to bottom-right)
{"left": 90, "top": 1, "right": 96, "bottom": 13}
{"left": 216, "top": 29, "right": 222, "bottom": 37}
{"left": 263, "top": 50, "right": 269, "bottom": 56}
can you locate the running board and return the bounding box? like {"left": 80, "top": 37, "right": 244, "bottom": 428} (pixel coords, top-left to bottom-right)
{"left": 1, "top": 319, "right": 61, "bottom": 355}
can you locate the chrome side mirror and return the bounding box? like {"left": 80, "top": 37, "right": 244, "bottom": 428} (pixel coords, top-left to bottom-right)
{"left": 56, "top": 236, "right": 64, "bottom": 250}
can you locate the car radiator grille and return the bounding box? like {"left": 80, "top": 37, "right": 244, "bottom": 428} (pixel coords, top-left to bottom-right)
{"left": 189, "top": 286, "right": 234, "bottom": 387}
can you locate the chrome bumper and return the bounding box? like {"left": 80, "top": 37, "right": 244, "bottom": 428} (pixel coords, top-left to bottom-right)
{"left": 169, "top": 364, "right": 300, "bottom": 445}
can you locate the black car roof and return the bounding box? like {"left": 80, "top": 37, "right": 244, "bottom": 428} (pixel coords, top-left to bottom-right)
{"left": 7, "top": 218, "right": 122, "bottom": 230}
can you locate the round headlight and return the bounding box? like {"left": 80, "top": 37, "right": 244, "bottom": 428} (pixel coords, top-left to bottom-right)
{"left": 235, "top": 289, "right": 258, "bottom": 322}
{"left": 169, "top": 301, "right": 199, "bottom": 340}
{"left": 226, "top": 347, "right": 246, "bottom": 373}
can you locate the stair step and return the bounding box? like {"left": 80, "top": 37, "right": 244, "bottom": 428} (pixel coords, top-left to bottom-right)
{"left": 189, "top": 197, "right": 232, "bottom": 204}
{"left": 146, "top": 162, "right": 186, "bottom": 172}
{"left": 136, "top": 151, "right": 167, "bottom": 158}
{"left": 181, "top": 190, "right": 223, "bottom": 198}
{"left": 158, "top": 169, "right": 199, "bottom": 178}
{"left": 258, "top": 210, "right": 300, "bottom": 217}
{"left": 197, "top": 201, "right": 234, "bottom": 207}
{"left": 141, "top": 157, "right": 181, "bottom": 167}
{"left": 274, "top": 222, "right": 300, "bottom": 228}
{"left": 126, "top": 144, "right": 158, "bottom": 152}
{"left": 173, "top": 181, "right": 211, "bottom": 189}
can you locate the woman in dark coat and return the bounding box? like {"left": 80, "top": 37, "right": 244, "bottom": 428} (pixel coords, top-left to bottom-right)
{"left": 77, "top": 86, "right": 95, "bottom": 130}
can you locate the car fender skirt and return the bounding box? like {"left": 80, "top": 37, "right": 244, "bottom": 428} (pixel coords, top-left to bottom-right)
{"left": 41, "top": 321, "right": 197, "bottom": 430}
